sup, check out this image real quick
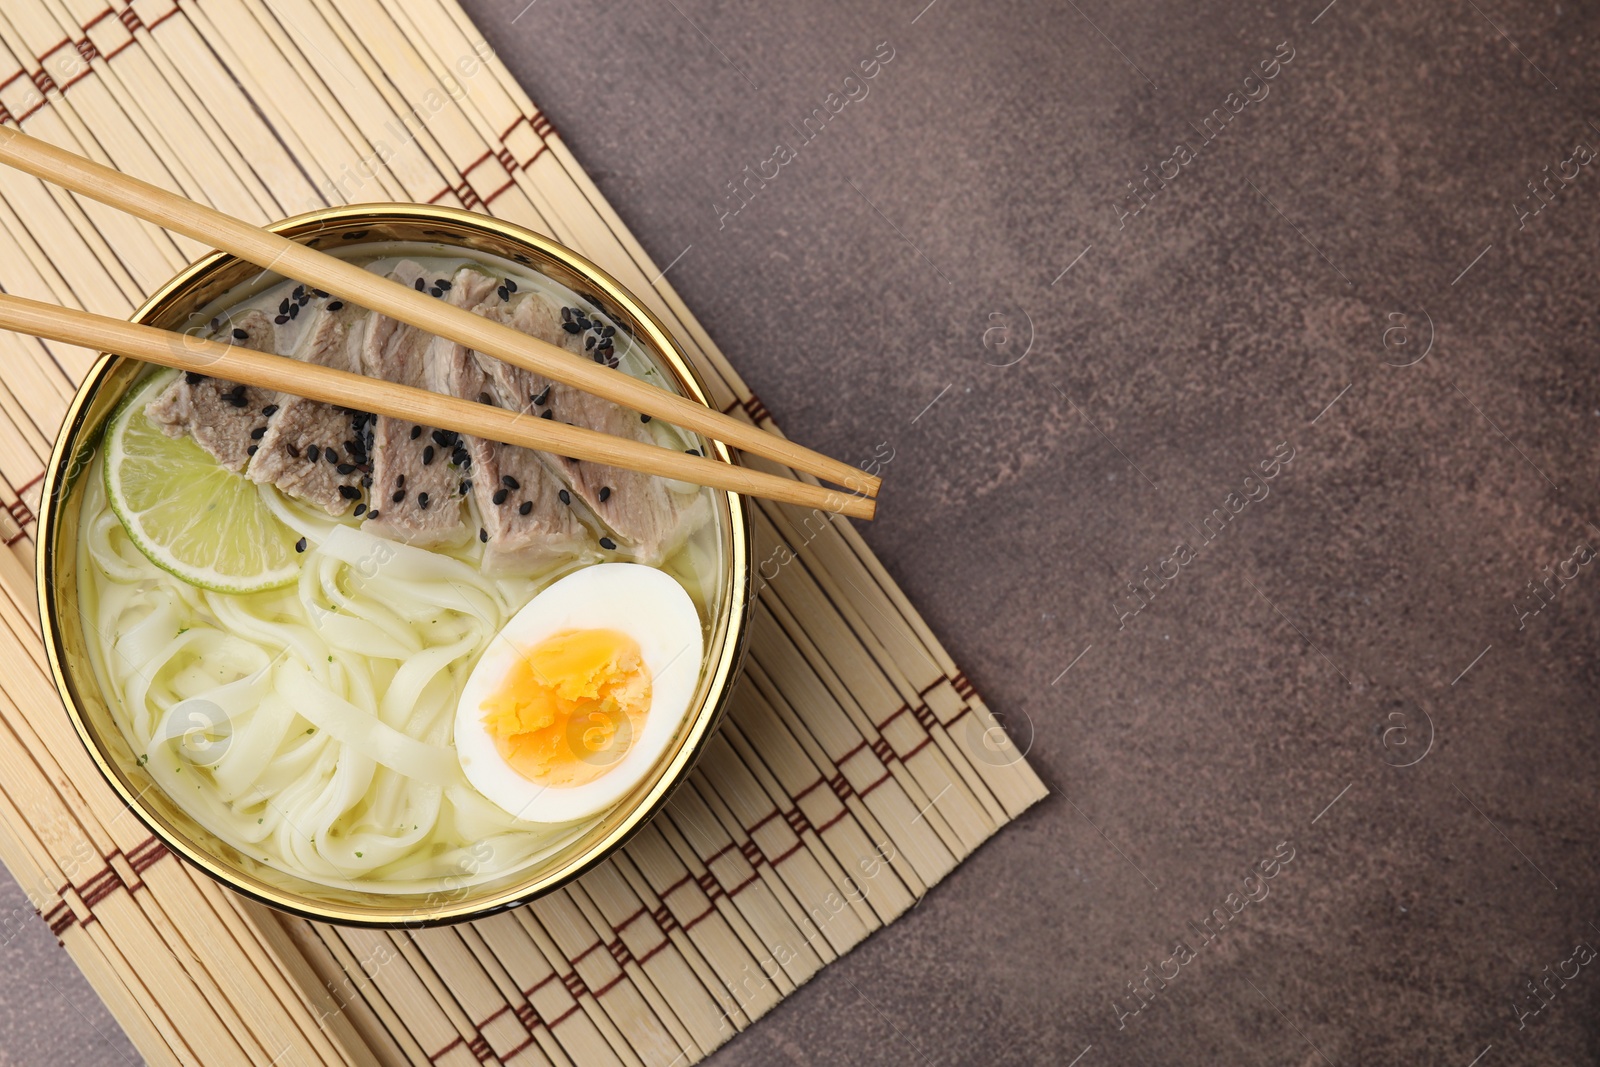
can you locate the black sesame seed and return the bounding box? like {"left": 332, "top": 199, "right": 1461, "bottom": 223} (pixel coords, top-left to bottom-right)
{"left": 288, "top": 303, "right": 299, "bottom": 319}
{"left": 497, "top": 286, "right": 509, "bottom": 300}
{"left": 307, "top": 445, "right": 320, "bottom": 462}
{"left": 599, "top": 486, "right": 611, "bottom": 502}
{"left": 437, "top": 279, "right": 452, "bottom": 290}
{"left": 262, "top": 404, "right": 279, "bottom": 416}
{"left": 247, "top": 445, "right": 258, "bottom": 456}
{"left": 540, "top": 410, "right": 554, "bottom": 420}
{"left": 599, "top": 537, "right": 616, "bottom": 550}
{"left": 431, "top": 430, "right": 452, "bottom": 446}
{"left": 478, "top": 391, "right": 492, "bottom": 404}
{"left": 492, "top": 488, "right": 509, "bottom": 506}
{"left": 504, "top": 278, "right": 517, "bottom": 292}
{"left": 562, "top": 322, "right": 581, "bottom": 334}
{"left": 366, "top": 509, "right": 379, "bottom": 521}
{"left": 250, "top": 427, "right": 266, "bottom": 440}
{"left": 397, "top": 475, "right": 406, "bottom": 488}
{"left": 410, "top": 425, "right": 422, "bottom": 440}
{"left": 423, "top": 445, "right": 435, "bottom": 465}
{"left": 185, "top": 372, "right": 204, "bottom": 385}
{"left": 479, "top": 527, "right": 489, "bottom": 542}
{"left": 685, "top": 448, "right": 701, "bottom": 457}
{"left": 295, "top": 536, "right": 307, "bottom": 553}
{"left": 577, "top": 316, "right": 592, "bottom": 330}
{"left": 601, "top": 326, "right": 615, "bottom": 338}
{"left": 561, "top": 306, "right": 573, "bottom": 322}
{"left": 453, "top": 448, "right": 470, "bottom": 465}
{"left": 532, "top": 386, "right": 550, "bottom": 406}
{"left": 640, "top": 414, "right": 652, "bottom": 423}
{"left": 287, "top": 443, "right": 300, "bottom": 458}
{"left": 414, "top": 277, "right": 426, "bottom": 291}
{"left": 518, "top": 500, "right": 533, "bottom": 516}
{"left": 327, "top": 301, "right": 344, "bottom": 311}
{"left": 430, "top": 287, "right": 443, "bottom": 298}
{"left": 325, "top": 447, "right": 339, "bottom": 463}
{"left": 274, "top": 314, "right": 289, "bottom": 324}
{"left": 279, "top": 298, "right": 290, "bottom": 314}
{"left": 501, "top": 475, "right": 519, "bottom": 490}
{"left": 354, "top": 502, "right": 367, "bottom": 517}
{"left": 337, "top": 484, "right": 361, "bottom": 500}
{"left": 459, "top": 480, "right": 472, "bottom": 494}
{"left": 293, "top": 285, "right": 305, "bottom": 298}
{"left": 392, "top": 489, "right": 406, "bottom": 503}
{"left": 558, "top": 489, "right": 570, "bottom": 505}
{"left": 418, "top": 492, "right": 430, "bottom": 510}
{"left": 232, "top": 328, "right": 248, "bottom": 340}
{"left": 230, "top": 385, "right": 247, "bottom": 398}
{"left": 360, "top": 474, "right": 372, "bottom": 488}
{"left": 313, "top": 289, "right": 328, "bottom": 298}
{"left": 585, "top": 336, "right": 596, "bottom": 351}
{"left": 336, "top": 463, "right": 355, "bottom": 475}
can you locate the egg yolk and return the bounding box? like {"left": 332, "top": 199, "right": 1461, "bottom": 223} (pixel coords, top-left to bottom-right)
{"left": 480, "top": 629, "right": 652, "bottom": 789}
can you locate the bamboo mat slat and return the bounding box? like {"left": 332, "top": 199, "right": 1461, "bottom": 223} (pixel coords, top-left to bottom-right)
{"left": 0, "top": 1, "right": 1048, "bottom": 1063}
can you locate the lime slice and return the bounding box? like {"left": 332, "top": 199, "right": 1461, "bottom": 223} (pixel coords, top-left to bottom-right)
{"left": 104, "top": 370, "right": 301, "bottom": 594}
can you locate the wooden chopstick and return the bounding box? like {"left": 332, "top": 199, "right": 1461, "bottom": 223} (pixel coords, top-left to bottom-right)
{"left": 0, "top": 293, "right": 875, "bottom": 520}
{"left": 0, "top": 127, "right": 881, "bottom": 501}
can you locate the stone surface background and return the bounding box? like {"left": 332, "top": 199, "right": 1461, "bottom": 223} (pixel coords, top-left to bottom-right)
{"left": 4, "top": 0, "right": 1599, "bottom": 1062}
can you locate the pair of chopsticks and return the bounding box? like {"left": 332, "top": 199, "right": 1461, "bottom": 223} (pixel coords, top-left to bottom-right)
{"left": 0, "top": 128, "right": 879, "bottom": 520}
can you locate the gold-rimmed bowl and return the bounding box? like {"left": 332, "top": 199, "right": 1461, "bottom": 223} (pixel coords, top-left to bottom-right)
{"left": 37, "top": 204, "right": 752, "bottom": 927}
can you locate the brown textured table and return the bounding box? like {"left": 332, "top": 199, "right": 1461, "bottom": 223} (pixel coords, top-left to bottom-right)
{"left": 5, "top": 0, "right": 1600, "bottom": 1063}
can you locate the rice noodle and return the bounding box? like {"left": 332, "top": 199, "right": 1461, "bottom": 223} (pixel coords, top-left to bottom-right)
{"left": 77, "top": 455, "right": 601, "bottom": 894}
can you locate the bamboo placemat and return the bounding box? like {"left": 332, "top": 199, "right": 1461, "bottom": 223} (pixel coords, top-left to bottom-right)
{"left": 0, "top": 1, "right": 1047, "bottom": 1063}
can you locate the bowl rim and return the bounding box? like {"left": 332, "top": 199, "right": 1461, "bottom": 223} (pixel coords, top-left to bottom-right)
{"left": 36, "top": 204, "right": 753, "bottom": 927}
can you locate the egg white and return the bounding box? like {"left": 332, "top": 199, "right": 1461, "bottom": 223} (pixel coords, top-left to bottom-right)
{"left": 455, "top": 563, "right": 704, "bottom": 824}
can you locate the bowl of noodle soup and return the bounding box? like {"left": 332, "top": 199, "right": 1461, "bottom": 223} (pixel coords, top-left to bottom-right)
{"left": 38, "top": 205, "right": 752, "bottom": 926}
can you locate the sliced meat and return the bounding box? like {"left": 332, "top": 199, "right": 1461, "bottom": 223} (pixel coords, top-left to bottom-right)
{"left": 430, "top": 298, "right": 595, "bottom": 571}
{"left": 146, "top": 310, "right": 279, "bottom": 472}
{"left": 361, "top": 263, "right": 498, "bottom": 546}
{"left": 245, "top": 299, "right": 369, "bottom": 515}
{"left": 487, "top": 294, "right": 711, "bottom": 564}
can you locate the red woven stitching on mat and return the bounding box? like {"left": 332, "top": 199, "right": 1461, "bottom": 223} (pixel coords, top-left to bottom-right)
{"left": 877, "top": 705, "right": 911, "bottom": 731}
{"left": 77, "top": 867, "right": 121, "bottom": 909}
{"left": 428, "top": 1036, "right": 461, "bottom": 1062}
{"left": 857, "top": 771, "right": 892, "bottom": 798}
{"left": 127, "top": 837, "right": 168, "bottom": 874}
{"left": 501, "top": 1036, "right": 534, "bottom": 1061}
{"left": 912, "top": 704, "right": 939, "bottom": 731}
{"left": 559, "top": 971, "right": 585, "bottom": 999}
{"left": 513, "top": 1003, "right": 540, "bottom": 1031}
{"left": 695, "top": 872, "right": 721, "bottom": 899}
{"left": 769, "top": 841, "right": 805, "bottom": 865}
{"left": 74, "top": 40, "right": 100, "bottom": 65}
{"left": 829, "top": 774, "right": 853, "bottom": 801}
{"left": 605, "top": 939, "right": 631, "bottom": 967}
{"left": 569, "top": 939, "right": 603, "bottom": 966}
{"left": 783, "top": 808, "right": 810, "bottom": 835}
{"left": 635, "top": 939, "right": 671, "bottom": 965}
{"left": 738, "top": 840, "right": 763, "bottom": 868}
{"left": 547, "top": 1004, "right": 580, "bottom": 1027}
{"left": 815, "top": 808, "right": 850, "bottom": 833}
{"left": 681, "top": 903, "right": 717, "bottom": 931}
{"left": 742, "top": 394, "right": 770, "bottom": 423}
{"left": 952, "top": 672, "right": 977, "bottom": 699}
{"left": 117, "top": 9, "right": 142, "bottom": 32}
{"left": 522, "top": 973, "right": 557, "bottom": 999}
{"left": 869, "top": 738, "right": 894, "bottom": 764}
{"left": 791, "top": 777, "right": 826, "bottom": 802}
{"left": 650, "top": 904, "right": 677, "bottom": 934}
{"left": 466, "top": 1035, "right": 492, "bottom": 1062}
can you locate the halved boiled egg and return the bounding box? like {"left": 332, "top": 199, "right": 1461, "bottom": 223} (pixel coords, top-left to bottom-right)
{"left": 456, "top": 563, "right": 703, "bottom": 823}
